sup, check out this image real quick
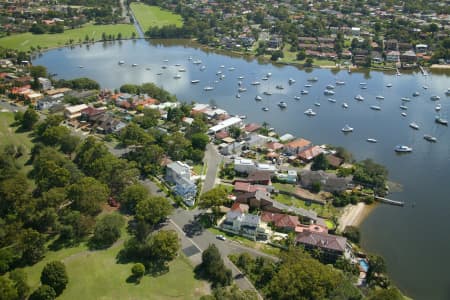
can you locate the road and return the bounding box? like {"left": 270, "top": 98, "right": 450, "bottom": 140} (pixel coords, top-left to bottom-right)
{"left": 202, "top": 143, "right": 222, "bottom": 194}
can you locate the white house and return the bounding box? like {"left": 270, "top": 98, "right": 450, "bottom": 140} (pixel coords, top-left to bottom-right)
{"left": 415, "top": 44, "right": 428, "bottom": 53}
{"left": 234, "top": 158, "right": 277, "bottom": 174}
{"left": 38, "top": 77, "right": 52, "bottom": 91}
{"left": 64, "top": 104, "right": 88, "bottom": 119}
{"left": 208, "top": 117, "right": 243, "bottom": 134}
{"left": 165, "top": 161, "right": 197, "bottom": 206}
{"left": 386, "top": 50, "right": 400, "bottom": 62}
{"left": 220, "top": 211, "right": 268, "bottom": 240}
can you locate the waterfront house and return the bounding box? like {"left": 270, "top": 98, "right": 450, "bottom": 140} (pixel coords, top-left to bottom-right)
{"left": 298, "top": 145, "right": 324, "bottom": 162}
{"left": 295, "top": 231, "right": 350, "bottom": 262}
{"left": 285, "top": 138, "right": 312, "bottom": 155}
{"left": 64, "top": 104, "right": 88, "bottom": 119}
{"left": 208, "top": 116, "right": 243, "bottom": 134}
{"left": 220, "top": 210, "right": 268, "bottom": 240}
{"left": 36, "top": 94, "right": 63, "bottom": 110}
{"left": 261, "top": 211, "right": 300, "bottom": 232}
{"left": 300, "top": 170, "right": 351, "bottom": 193}
{"left": 386, "top": 50, "right": 400, "bottom": 62}
{"left": 400, "top": 50, "right": 417, "bottom": 63}
{"left": 326, "top": 155, "right": 343, "bottom": 169}
{"left": 38, "top": 77, "right": 52, "bottom": 91}
{"left": 165, "top": 161, "right": 197, "bottom": 206}
{"left": 385, "top": 39, "right": 399, "bottom": 51}
{"left": 415, "top": 44, "right": 428, "bottom": 53}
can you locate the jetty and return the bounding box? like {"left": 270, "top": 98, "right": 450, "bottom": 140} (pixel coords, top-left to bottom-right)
{"left": 419, "top": 65, "right": 428, "bottom": 76}
{"left": 361, "top": 192, "right": 404, "bottom": 206}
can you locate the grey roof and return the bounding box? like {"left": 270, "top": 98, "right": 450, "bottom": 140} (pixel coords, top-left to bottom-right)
{"left": 271, "top": 199, "right": 317, "bottom": 220}
{"left": 296, "top": 231, "right": 347, "bottom": 252}
{"left": 242, "top": 213, "right": 260, "bottom": 226}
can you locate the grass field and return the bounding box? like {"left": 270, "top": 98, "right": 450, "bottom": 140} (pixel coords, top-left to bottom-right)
{"left": 130, "top": 3, "right": 183, "bottom": 31}
{"left": 21, "top": 229, "right": 207, "bottom": 300}
{"left": 0, "top": 24, "right": 137, "bottom": 51}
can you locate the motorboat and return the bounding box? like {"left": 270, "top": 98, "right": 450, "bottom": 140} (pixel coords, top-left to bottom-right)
{"left": 376, "top": 95, "right": 385, "bottom": 100}
{"left": 294, "top": 96, "right": 301, "bottom": 100}
{"left": 262, "top": 76, "right": 269, "bottom": 81}
{"left": 263, "top": 91, "right": 272, "bottom": 96}
{"left": 266, "top": 72, "right": 272, "bottom": 77}
{"left": 79, "top": 65, "right": 84, "bottom": 68}
{"left": 324, "top": 90, "right": 335, "bottom": 95}
{"left": 173, "top": 74, "right": 181, "bottom": 79}
{"left": 314, "top": 102, "right": 321, "bottom": 107}
{"left": 220, "top": 65, "right": 225, "bottom": 68}
{"left": 203, "top": 86, "right": 214, "bottom": 91}
{"left": 367, "top": 138, "right": 377, "bottom": 143}
{"left": 219, "top": 74, "right": 225, "bottom": 80}
{"left": 304, "top": 109, "right": 317, "bottom": 116}
{"left": 326, "top": 84, "right": 335, "bottom": 90}
{"left": 342, "top": 124, "right": 354, "bottom": 132}
{"left": 156, "top": 72, "right": 162, "bottom": 75}
{"left": 188, "top": 56, "right": 193, "bottom": 60}
{"left": 409, "top": 122, "right": 419, "bottom": 130}
{"left": 193, "top": 60, "right": 202, "bottom": 64}
{"left": 228, "top": 67, "right": 235, "bottom": 71}
{"left": 413, "top": 92, "right": 420, "bottom": 97}
{"left": 300, "top": 90, "right": 309, "bottom": 95}
{"left": 359, "top": 82, "right": 367, "bottom": 86}
{"left": 161, "top": 65, "right": 167, "bottom": 69}
{"left": 361, "top": 86, "right": 368, "bottom": 90}
{"left": 118, "top": 60, "right": 125, "bottom": 65}
{"left": 400, "top": 105, "right": 408, "bottom": 110}
{"left": 395, "top": 145, "right": 412, "bottom": 153}
{"left": 424, "top": 135, "right": 437, "bottom": 142}
{"left": 386, "top": 83, "right": 393, "bottom": 87}
{"left": 146, "top": 67, "right": 151, "bottom": 71}
{"left": 435, "top": 116, "right": 448, "bottom": 125}
{"left": 289, "top": 78, "right": 296, "bottom": 84}
{"left": 304, "top": 84, "right": 312, "bottom": 88}
{"left": 354, "top": 94, "right": 364, "bottom": 101}
{"left": 191, "top": 80, "right": 200, "bottom": 84}
{"left": 278, "top": 101, "right": 288, "bottom": 108}
{"left": 163, "top": 59, "right": 169, "bottom": 62}
{"left": 342, "top": 103, "right": 349, "bottom": 109}
{"left": 401, "top": 112, "right": 407, "bottom": 117}
{"left": 239, "top": 115, "right": 246, "bottom": 119}
{"left": 336, "top": 81, "right": 345, "bottom": 85}
{"left": 236, "top": 93, "right": 241, "bottom": 99}
{"left": 255, "top": 95, "right": 262, "bottom": 101}
{"left": 328, "top": 98, "right": 337, "bottom": 103}
{"left": 431, "top": 95, "right": 441, "bottom": 101}
{"left": 446, "top": 88, "right": 450, "bottom": 96}
{"left": 251, "top": 81, "right": 261, "bottom": 85}
{"left": 276, "top": 85, "right": 284, "bottom": 90}
{"left": 423, "top": 85, "right": 429, "bottom": 90}
{"left": 370, "top": 105, "right": 381, "bottom": 111}
{"left": 401, "top": 97, "right": 411, "bottom": 102}
{"left": 435, "top": 104, "right": 441, "bottom": 111}
{"left": 200, "top": 65, "right": 206, "bottom": 71}
{"left": 238, "top": 76, "right": 244, "bottom": 79}
{"left": 307, "top": 77, "right": 318, "bottom": 82}
{"left": 178, "top": 68, "right": 186, "bottom": 72}
{"left": 131, "top": 64, "right": 138, "bottom": 67}
{"left": 238, "top": 87, "right": 247, "bottom": 92}
{"left": 262, "top": 107, "right": 269, "bottom": 111}
{"left": 216, "top": 70, "right": 222, "bottom": 75}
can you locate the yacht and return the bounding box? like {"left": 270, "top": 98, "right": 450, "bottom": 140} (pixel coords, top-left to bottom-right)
{"left": 446, "top": 88, "right": 450, "bottom": 96}
{"left": 409, "top": 122, "right": 420, "bottom": 130}
{"left": 131, "top": 64, "right": 138, "bottom": 67}
{"left": 193, "top": 60, "right": 202, "bottom": 64}
{"left": 359, "top": 82, "right": 367, "bottom": 86}
{"left": 188, "top": 56, "right": 193, "bottom": 60}
{"left": 156, "top": 72, "right": 162, "bottom": 75}
{"left": 163, "top": 59, "right": 169, "bottom": 62}
{"left": 370, "top": 105, "right": 381, "bottom": 111}
{"left": 304, "top": 84, "right": 312, "bottom": 88}
{"left": 203, "top": 86, "right": 214, "bottom": 91}
{"left": 401, "top": 112, "right": 407, "bottom": 117}
{"left": 191, "top": 80, "right": 200, "bottom": 84}
{"left": 262, "top": 76, "right": 269, "bottom": 81}
{"left": 435, "top": 116, "right": 448, "bottom": 125}
{"left": 255, "top": 95, "right": 262, "bottom": 101}
{"left": 228, "top": 67, "right": 235, "bottom": 71}
{"left": 431, "top": 95, "right": 441, "bottom": 101}
{"left": 266, "top": 72, "right": 272, "bottom": 77}
{"left": 314, "top": 102, "right": 321, "bottom": 107}
{"left": 401, "top": 97, "right": 411, "bottom": 102}
{"left": 324, "top": 90, "right": 335, "bottom": 95}
{"left": 175, "top": 63, "right": 181, "bottom": 66}
{"left": 294, "top": 96, "right": 301, "bottom": 100}
{"left": 395, "top": 145, "right": 413, "bottom": 153}
{"left": 300, "top": 90, "right": 309, "bottom": 95}
{"left": 326, "top": 84, "right": 335, "bottom": 90}
{"left": 376, "top": 95, "right": 385, "bottom": 100}
{"left": 336, "top": 81, "right": 345, "bottom": 85}
{"left": 276, "top": 85, "right": 284, "bottom": 90}
{"left": 424, "top": 135, "right": 437, "bottom": 142}
{"left": 400, "top": 105, "right": 408, "bottom": 110}
{"left": 278, "top": 101, "right": 288, "bottom": 108}
{"left": 386, "top": 83, "right": 393, "bottom": 88}
{"left": 238, "top": 87, "right": 247, "bottom": 92}
{"left": 178, "top": 68, "right": 186, "bottom": 72}
{"left": 263, "top": 91, "right": 273, "bottom": 96}
{"left": 413, "top": 91, "right": 420, "bottom": 97}
{"left": 219, "top": 74, "right": 225, "bottom": 80}
{"left": 118, "top": 60, "right": 125, "bottom": 65}
{"left": 328, "top": 98, "right": 337, "bottom": 103}
{"left": 435, "top": 104, "right": 441, "bottom": 111}
{"left": 367, "top": 138, "right": 377, "bottom": 143}
{"left": 251, "top": 81, "right": 261, "bottom": 86}
{"left": 238, "top": 76, "right": 244, "bottom": 79}
{"left": 200, "top": 65, "right": 206, "bottom": 71}
{"left": 236, "top": 93, "right": 241, "bottom": 99}
{"left": 342, "top": 124, "right": 354, "bottom": 133}
{"left": 342, "top": 103, "right": 349, "bottom": 109}
{"left": 304, "top": 109, "right": 317, "bottom": 116}
{"left": 289, "top": 78, "right": 296, "bottom": 84}
{"left": 423, "top": 85, "right": 428, "bottom": 89}
{"left": 174, "top": 74, "right": 181, "bottom": 79}
{"left": 354, "top": 94, "right": 364, "bottom": 101}
{"left": 361, "top": 86, "right": 368, "bottom": 90}
{"left": 216, "top": 70, "right": 222, "bottom": 75}
{"left": 79, "top": 65, "right": 84, "bottom": 68}
{"left": 220, "top": 65, "right": 225, "bottom": 68}
{"left": 262, "top": 107, "right": 269, "bottom": 111}
{"left": 307, "top": 77, "right": 319, "bottom": 82}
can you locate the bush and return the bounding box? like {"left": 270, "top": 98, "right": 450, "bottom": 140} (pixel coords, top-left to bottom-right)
{"left": 40, "top": 261, "right": 68, "bottom": 296}
{"left": 132, "top": 263, "right": 145, "bottom": 280}
{"left": 90, "top": 214, "right": 125, "bottom": 249}
{"left": 29, "top": 285, "right": 56, "bottom": 300}
{"left": 311, "top": 181, "right": 321, "bottom": 193}
{"left": 343, "top": 226, "right": 360, "bottom": 244}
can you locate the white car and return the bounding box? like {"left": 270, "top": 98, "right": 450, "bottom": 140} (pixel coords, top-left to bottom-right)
{"left": 216, "top": 235, "right": 226, "bottom": 241}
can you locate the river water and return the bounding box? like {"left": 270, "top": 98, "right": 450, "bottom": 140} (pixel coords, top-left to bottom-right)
{"left": 33, "top": 39, "right": 450, "bottom": 300}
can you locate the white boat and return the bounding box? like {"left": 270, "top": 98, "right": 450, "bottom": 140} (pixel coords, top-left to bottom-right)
{"left": 156, "top": 72, "right": 162, "bottom": 75}
{"left": 386, "top": 83, "right": 393, "bottom": 88}
{"left": 304, "top": 109, "right": 317, "bottom": 116}
{"left": 238, "top": 87, "right": 247, "bottom": 92}
{"left": 342, "top": 103, "right": 349, "bottom": 109}
{"left": 409, "top": 122, "right": 419, "bottom": 130}
{"left": 175, "top": 64, "right": 181, "bottom": 67}
{"left": 314, "top": 102, "right": 321, "bottom": 107}
{"left": 300, "top": 90, "right": 309, "bottom": 95}
{"left": 424, "top": 135, "right": 437, "bottom": 142}
{"left": 193, "top": 60, "right": 202, "bottom": 64}
{"left": 413, "top": 92, "right": 420, "bottom": 97}
{"left": 262, "top": 76, "right": 269, "bottom": 81}
{"left": 423, "top": 85, "right": 428, "bottom": 89}
{"left": 328, "top": 98, "right": 337, "bottom": 103}
{"left": 304, "top": 84, "right": 312, "bottom": 87}
{"left": 188, "top": 56, "right": 192, "bottom": 60}
{"left": 200, "top": 65, "right": 206, "bottom": 71}
{"left": 239, "top": 115, "right": 246, "bottom": 119}
{"left": 191, "top": 80, "right": 200, "bottom": 84}
{"left": 324, "top": 90, "right": 335, "bottom": 95}
{"left": 395, "top": 145, "right": 412, "bottom": 153}
{"left": 307, "top": 77, "right": 318, "bottom": 82}
{"left": 174, "top": 74, "right": 181, "bottom": 79}
{"left": 370, "top": 105, "right": 381, "bottom": 111}
{"left": 219, "top": 74, "right": 225, "bottom": 80}
{"left": 131, "top": 64, "right": 138, "bottom": 67}
{"left": 342, "top": 124, "right": 354, "bottom": 132}
{"left": 354, "top": 95, "right": 364, "bottom": 101}
{"left": 359, "top": 82, "right": 367, "bottom": 86}
{"left": 294, "top": 96, "right": 301, "bottom": 100}
{"left": 266, "top": 72, "right": 272, "bottom": 77}
{"left": 336, "top": 81, "right": 345, "bottom": 85}
{"left": 118, "top": 60, "right": 125, "bottom": 65}
{"left": 278, "top": 101, "right": 287, "bottom": 108}
{"left": 401, "top": 112, "right": 407, "bottom": 117}
{"left": 216, "top": 71, "right": 222, "bottom": 75}
{"left": 203, "top": 86, "right": 214, "bottom": 91}
{"left": 446, "top": 88, "right": 450, "bottom": 96}
{"left": 276, "top": 85, "right": 284, "bottom": 90}
{"left": 220, "top": 65, "right": 225, "bottom": 68}
{"left": 228, "top": 67, "right": 235, "bottom": 71}
{"left": 401, "top": 97, "right": 411, "bottom": 102}
{"left": 163, "top": 59, "right": 169, "bottom": 62}
{"left": 435, "top": 116, "right": 448, "bottom": 125}
{"left": 262, "top": 107, "right": 269, "bottom": 111}
{"left": 238, "top": 76, "right": 244, "bottom": 79}
{"left": 289, "top": 78, "right": 296, "bottom": 84}
{"left": 400, "top": 105, "right": 408, "bottom": 110}
{"left": 435, "top": 104, "right": 441, "bottom": 111}
{"left": 263, "top": 91, "right": 272, "bottom": 96}
{"left": 178, "top": 68, "right": 186, "bottom": 72}
{"left": 236, "top": 93, "right": 241, "bottom": 99}
{"left": 326, "top": 84, "right": 335, "bottom": 90}
{"left": 367, "top": 138, "right": 377, "bottom": 143}
{"left": 251, "top": 81, "right": 261, "bottom": 85}
{"left": 79, "top": 65, "right": 84, "bottom": 68}
{"left": 361, "top": 86, "right": 368, "bottom": 90}
{"left": 376, "top": 95, "right": 385, "bottom": 100}
{"left": 255, "top": 96, "right": 262, "bottom": 101}
{"left": 431, "top": 95, "right": 441, "bottom": 101}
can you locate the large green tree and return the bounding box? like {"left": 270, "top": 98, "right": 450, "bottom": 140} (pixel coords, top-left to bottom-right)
{"left": 90, "top": 214, "right": 125, "bottom": 249}
{"left": 135, "top": 196, "right": 172, "bottom": 228}
{"left": 40, "top": 261, "right": 68, "bottom": 296}
{"left": 119, "top": 183, "right": 149, "bottom": 214}
{"left": 21, "top": 108, "right": 39, "bottom": 131}
{"left": 67, "top": 177, "right": 109, "bottom": 215}
{"left": 29, "top": 285, "right": 56, "bottom": 300}
{"left": 196, "top": 244, "right": 232, "bottom": 288}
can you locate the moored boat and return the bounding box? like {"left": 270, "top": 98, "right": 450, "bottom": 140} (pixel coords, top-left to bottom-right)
{"left": 263, "top": 91, "right": 272, "bottom": 95}
{"left": 367, "top": 138, "right": 377, "bottom": 143}
{"left": 431, "top": 95, "right": 441, "bottom": 101}
{"left": 294, "top": 96, "right": 301, "bottom": 100}
{"left": 400, "top": 105, "right": 408, "bottom": 110}
{"left": 304, "top": 108, "right": 317, "bottom": 116}
{"left": 328, "top": 98, "right": 337, "bottom": 103}
{"left": 300, "top": 90, "right": 309, "bottom": 95}
{"left": 424, "top": 135, "right": 437, "bottom": 142}
{"left": 191, "top": 80, "right": 200, "bottom": 84}
{"left": 435, "top": 104, "right": 441, "bottom": 111}
{"left": 370, "top": 105, "right": 381, "bottom": 111}
{"left": 307, "top": 77, "right": 318, "bottom": 82}
{"left": 395, "top": 145, "right": 412, "bottom": 152}
{"left": 278, "top": 101, "right": 287, "bottom": 108}
{"left": 401, "top": 97, "right": 411, "bottom": 102}
{"left": 354, "top": 94, "right": 364, "bottom": 101}
{"left": 376, "top": 95, "right": 385, "bottom": 100}
{"left": 255, "top": 95, "right": 262, "bottom": 101}
{"left": 251, "top": 81, "right": 261, "bottom": 85}
{"left": 203, "top": 86, "right": 214, "bottom": 91}
{"left": 324, "top": 90, "right": 335, "bottom": 95}
{"left": 409, "top": 122, "right": 419, "bottom": 130}
{"left": 262, "top": 107, "right": 269, "bottom": 111}
{"left": 289, "top": 78, "right": 296, "bottom": 84}
{"left": 413, "top": 91, "right": 420, "bottom": 97}
{"left": 342, "top": 124, "right": 354, "bottom": 133}
{"left": 386, "top": 83, "right": 393, "bottom": 87}
{"left": 435, "top": 116, "right": 448, "bottom": 125}
{"left": 342, "top": 103, "right": 349, "bottom": 109}
{"left": 276, "top": 85, "right": 284, "bottom": 90}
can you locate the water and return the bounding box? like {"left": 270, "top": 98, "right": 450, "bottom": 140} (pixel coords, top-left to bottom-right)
{"left": 33, "top": 40, "right": 450, "bottom": 300}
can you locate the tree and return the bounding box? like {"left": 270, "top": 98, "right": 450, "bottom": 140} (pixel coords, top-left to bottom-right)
{"left": 311, "top": 153, "right": 329, "bottom": 171}
{"left": 18, "top": 229, "right": 46, "bottom": 265}
{"left": 367, "top": 254, "right": 386, "bottom": 280}
{"left": 30, "top": 66, "right": 47, "bottom": 78}
{"left": 29, "top": 285, "right": 56, "bottom": 300}
{"left": 311, "top": 181, "right": 321, "bottom": 193}
{"left": 0, "top": 276, "right": 18, "bottom": 300}
{"left": 21, "top": 108, "right": 39, "bottom": 131}
{"left": 40, "top": 261, "right": 68, "bottom": 296}
{"left": 196, "top": 244, "right": 232, "bottom": 288}
{"left": 147, "top": 230, "right": 180, "bottom": 269}
{"left": 9, "top": 269, "right": 30, "bottom": 300}
{"left": 270, "top": 50, "right": 284, "bottom": 61}
{"left": 297, "top": 49, "right": 306, "bottom": 60}
{"left": 131, "top": 263, "right": 145, "bottom": 281}
{"left": 60, "top": 135, "right": 80, "bottom": 155}
{"left": 90, "top": 214, "right": 125, "bottom": 249}
{"left": 228, "top": 126, "right": 242, "bottom": 139}
{"left": 191, "top": 133, "right": 209, "bottom": 150}
{"left": 367, "top": 287, "right": 403, "bottom": 300}
{"left": 304, "top": 58, "right": 313, "bottom": 67}
{"left": 120, "top": 183, "right": 149, "bottom": 214}
{"left": 211, "top": 285, "right": 258, "bottom": 300}
{"left": 135, "top": 196, "right": 172, "bottom": 228}
{"left": 198, "top": 186, "right": 228, "bottom": 214}
{"left": 67, "top": 177, "right": 109, "bottom": 215}
{"left": 343, "top": 226, "right": 360, "bottom": 244}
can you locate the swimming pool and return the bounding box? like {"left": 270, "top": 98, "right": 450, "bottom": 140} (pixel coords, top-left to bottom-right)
{"left": 359, "top": 259, "right": 369, "bottom": 272}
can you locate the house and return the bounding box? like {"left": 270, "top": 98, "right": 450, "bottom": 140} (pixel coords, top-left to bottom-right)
{"left": 351, "top": 27, "right": 360, "bottom": 36}
{"left": 38, "top": 77, "right": 52, "bottom": 91}
{"left": 415, "top": 44, "right": 428, "bottom": 53}
{"left": 208, "top": 117, "right": 243, "bottom": 134}
{"left": 92, "top": 114, "right": 126, "bottom": 134}
{"left": 165, "top": 161, "right": 197, "bottom": 206}
{"left": 234, "top": 158, "right": 256, "bottom": 173}
{"left": 385, "top": 39, "right": 398, "bottom": 51}
{"left": 220, "top": 141, "right": 244, "bottom": 155}
{"left": 400, "top": 50, "right": 417, "bottom": 63}
{"left": 220, "top": 211, "right": 268, "bottom": 240}
{"left": 371, "top": 51, "right": 383, "bottom": 64}
{"left": 266, "top": 141, "right": 284, "bottom": 151}
{"left": 267, "top": 35, "right": 282, "bottom": 50}
{"left": 233, "top": 181, "right": 268, "bottom": 194}
{"left": 386, "top": 50, "right": 400, "bottom": 62}
{"left": 64, "top": 104, "right": 89, "bottom": 119}
{"left": 244, "top": 123, "right": 261, "bottom": 133}
{"left": 276, "top": 170, "right": 297, "bottom": 184}
{"left": 230, "top": 202, "right": 249, "bottom": 213}
{"left": 36, "top": 94, "right": 63, "bottom": 110}
{"left": 299, "top": 170, "right": 351, "bottom": 193}
{"left": 326, "top": 155, "right": 343, "bottom": 169}
{"left": 261, "top": 212, "right": 300, "bottom": 232}
{"left": 298, "top": 145, "right": 324, "bottom": 162}
{"left": 285, "top": 138, "right": 312, "bottom": 155}
{"left": 295, "top": 231, "right": 350, "bottom": 262}
{"left": 246, "top": 170, "right": 273, "bottom": 185}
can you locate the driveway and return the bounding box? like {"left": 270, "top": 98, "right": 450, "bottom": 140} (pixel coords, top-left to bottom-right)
{"left": 202, "top": 143, "right": 222, "bottom": 194}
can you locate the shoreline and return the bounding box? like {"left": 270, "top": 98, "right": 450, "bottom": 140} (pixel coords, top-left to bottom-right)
{"left": 337, "top": 202, "right": 377, "bottom": 232}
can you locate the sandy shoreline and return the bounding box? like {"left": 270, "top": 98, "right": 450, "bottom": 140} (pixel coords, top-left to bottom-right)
{"left": 337, "top": 202, "right": 377, "bottom": 232}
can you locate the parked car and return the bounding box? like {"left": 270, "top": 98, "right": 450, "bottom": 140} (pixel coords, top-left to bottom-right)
{"left": 216, "top": 234, "right": 226, "bottom": 241}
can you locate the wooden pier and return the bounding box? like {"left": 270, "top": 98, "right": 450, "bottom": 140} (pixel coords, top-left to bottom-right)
{"left": 361, "top": 193, "right": 405, "bottom": 206}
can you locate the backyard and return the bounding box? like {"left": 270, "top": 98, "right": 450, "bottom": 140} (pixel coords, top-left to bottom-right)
{"left": 130, "top": 3, "right": 183, "bottom": 31}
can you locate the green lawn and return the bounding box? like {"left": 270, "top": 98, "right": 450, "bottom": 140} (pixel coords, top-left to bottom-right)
{"left": 20, "top": 237, "right": 207, "bottom": 300}
{"left": 0, "top": 24, "right": 137, "bottom": 51}
{"left": 130, "top": 3, "right": 183, "bottom": 31}
{"left": 273, "top": 193, "right": 338, "bottom": 219}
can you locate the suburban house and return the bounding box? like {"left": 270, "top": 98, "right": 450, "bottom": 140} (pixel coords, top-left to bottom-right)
{"left": 295, "top": 231, "right": 351, "bottom": 262}
{"left": 298, "top": 145, "right": 324, "bottom": 162}
{"left": 415, "top": 44, "right": 428, "bottom": 53}
{"left": 64, "top": 104, "right": 89, "bottom": 119}
{"left": 91, "top": 113, "right": 126, "bottom": 134}
{"left": 233, "top": 181, "right": 269, "bottom": 194}
{"left": 285, "top": 138, "right": 312, "bottom": 155}
{"left": 38, "top": 77, "right": 52, "bottom": 90}
{"left": 208, "top": 116, "right": 243, "bottom": 134}
{"left": 300, "top": 170, "right": 351, "bottom": 193}
{"left": 386, "top": 50, "right": 400, "bottom": 62}
{"left": 165, "top": 161, "right": 197, "bottom": 206}
{"left": 220, "top": 210, "right": 268, "bottom": 240}
{"left": 261, "top": 211, "right": 300, "bottom": 232}
{"left": 36, "top": 94, "right": 63, "bottom": 110}
{"left": 276, "top": 170, "right": 298, "bottom": 183}
{"left": 234, "top": 158, "right": 277, "bottom": 175}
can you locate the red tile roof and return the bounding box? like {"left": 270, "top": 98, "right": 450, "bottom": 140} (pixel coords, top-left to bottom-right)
{"left": 266, "top": 142, "right": 284, "bottom": 151}
{"left": 261, "top": 212, "right": 300, "bottom": 229}
{"left": 298, "top": 145, "right": 324, "bottom": 161}
{"left": 286, "top": 138, "right": 311, "bottom": 149}
{"left": 244, "top": 123, "right": 261, "bottom": 132}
